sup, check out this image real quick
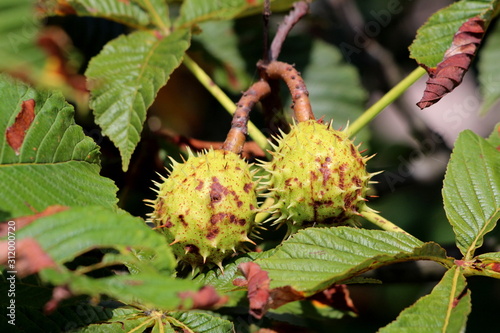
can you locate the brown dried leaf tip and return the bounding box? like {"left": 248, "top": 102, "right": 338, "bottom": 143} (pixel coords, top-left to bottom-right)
{"left": 233, "top": 262, "right": 303, "bottom": 319}
{"left": 417, "top": 16, "right": 486, "bottom": 109}
{"left": 6, "top": 99, "right": 36, "bottom": 155}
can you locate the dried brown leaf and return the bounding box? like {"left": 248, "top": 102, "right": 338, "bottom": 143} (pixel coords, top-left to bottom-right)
{"left": 234, "top": 262, "right": 304, "bottom": 319}
{"left": 417, "top": 16, "right": 486, "bottom": 109}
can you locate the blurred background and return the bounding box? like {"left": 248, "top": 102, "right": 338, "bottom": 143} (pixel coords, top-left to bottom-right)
{"left": 2, "top": 0, "right": 500, "bottom": 331}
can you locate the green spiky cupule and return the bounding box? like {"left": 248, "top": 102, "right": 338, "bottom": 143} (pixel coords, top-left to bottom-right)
{"left": 262, "top": 119, "right": 373, "bottom": 235}
{"left": 147, "top": 149, "right": 258, "bottom": 270}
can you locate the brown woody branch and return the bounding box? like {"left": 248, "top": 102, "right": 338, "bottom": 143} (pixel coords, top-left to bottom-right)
{"left": 269, "top": 1, "right": 310, "bottom": 61}
{"left": 262, "top": 60, "right": 314, "bottom": 122}
{"left": 222, "top": 80, "right": 272, "bottom": 154}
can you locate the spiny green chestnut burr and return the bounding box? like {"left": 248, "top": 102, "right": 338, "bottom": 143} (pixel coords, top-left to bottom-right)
{"left": 147, "top": 149, "right": 258, "bottom": 271}
{"left": 261, "top": 119, "right": 375, "bottom": 235}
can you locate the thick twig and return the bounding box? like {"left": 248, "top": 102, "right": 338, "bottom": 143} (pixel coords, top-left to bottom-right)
{"left": 222, "top": 80, "right": 272, "bottom": 154}
{"left": 263, "top": 61, "right": 314, "bottom": 122}
{"left": 269, "top": 1, "right": 310, "bottom": 61}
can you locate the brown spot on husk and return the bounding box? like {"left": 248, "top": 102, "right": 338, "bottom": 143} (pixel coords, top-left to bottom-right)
{"left": 178, "top": 214, "right": 187, "bottom": 226}
{"left": 244, "top": 183, "right": 253, "bottom": 193}
{"left": 318, "top": 158, "right": 332, "bottom": 186}
{"left": 206, "top": 227, "right": 220, "bottom": 240}
{"left": 338, "top": 163, "right": 348, "bottom": 190}
{"left": 185, "top": 244, "right": 199, "bottom": 254}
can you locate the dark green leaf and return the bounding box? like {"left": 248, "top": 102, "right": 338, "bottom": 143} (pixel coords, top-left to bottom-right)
{"left": 256, "top": 227, "right": 450, "bottom": 295}
{"left": 442, "top": 130, "right": 500, "bottom": 259}
{"left": 378, "top": 267, "right": 471, "bottom": 333}
{"left": 86, "top": 29, "right": 190, "bottom": 171}
{"left": 0, "top": 75, "right": 117, "bottom": 219}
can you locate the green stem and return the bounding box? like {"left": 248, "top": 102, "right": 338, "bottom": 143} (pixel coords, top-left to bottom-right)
{"left": 347, "top": 66, "right": 426, "bottom": 137}
{"left": 360, "top": 207, "right": 409, "bottom": 234}
{"left": 183, "top": 55, "right": 270, "bottom": 152}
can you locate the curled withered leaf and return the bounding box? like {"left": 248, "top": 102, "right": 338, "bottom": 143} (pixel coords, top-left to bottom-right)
{"left": 417, "top": 16, "right": 486, "bottom": 109}
{"left": 234, "top": 262, "right": 304, "bottom": 319}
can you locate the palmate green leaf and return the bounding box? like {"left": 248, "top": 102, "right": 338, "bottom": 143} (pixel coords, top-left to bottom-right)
{"left": 86, "top": 29, "right": 190, "bottom": 171}
{"left": 168, "top": 311, "right": 234, "bottom": 333}
{"left": 301, "top": 40, "right": 368, "bottom": 143}
{"left": 174, "top": 0, "right": 296, "bottom": 29}
{"left": 15, "top": 206, "right": 175, "bottom": 272}
{"left": 256, "top": 227, "right": 450, "bottom": 296}
{"left": 0, "top": 75, "right": 117, "bottom": 219}
{"left": 479, "top": 21, "right": 500, "bottom": 114}
{"left": 378, "top": 267, "right": 471, "bottom": 333}
{"left": 41, "top": 268, "right": 200, "bottom": 311}
{"left": 0, "top": 0, "right": 46, "bottom": 79}
{"left": 442, "top": 130, "right": 500, "bottom": 259}
{"left": 409, "top": 0, "right": 498, "bottom": 68}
